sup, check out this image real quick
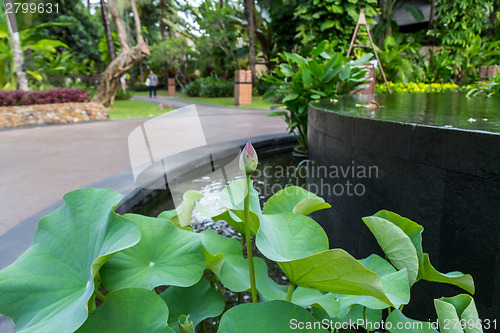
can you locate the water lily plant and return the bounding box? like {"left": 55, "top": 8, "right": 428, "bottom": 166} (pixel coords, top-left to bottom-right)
{"left": 0, "top": 143, "right": 482, "bottom": 332}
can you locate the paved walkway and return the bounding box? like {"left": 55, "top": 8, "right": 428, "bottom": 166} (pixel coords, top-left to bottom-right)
{"left": 0, "top": 96, "right": 288, "bottom": 331}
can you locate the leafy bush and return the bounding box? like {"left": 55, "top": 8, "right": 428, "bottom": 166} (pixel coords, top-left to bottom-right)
{"left": 114, "top": 89, "right": 133, "bottom": 101}
{"left": 263, "top": 41, "right": 371, "bottom": 152}
{"left": 0, "top": 145, "right": 480, "bottom": 332}
{"left": 467, "top": 72, "right": 500, "bottom": 97}
{"left": 183, "top": 79, "right": 203, "bottom": 97}
{"left": 183, "top": 77, "right": 234, "bottom": 98}
{"left": 0, "top": 89, "right": 89, "bottom": 106}
{"left": 133, "top": 83, "right": 149, "bottom": 92}
{"left": 375, "top": 81, "right": 472, "bottom": 94}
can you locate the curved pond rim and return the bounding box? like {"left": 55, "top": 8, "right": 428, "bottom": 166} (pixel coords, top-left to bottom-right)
{"left": 310, "top": 93, "right": 500, "bottom": 135}
{"left": 115, "top": 133, "right": 297, "bottom": 215}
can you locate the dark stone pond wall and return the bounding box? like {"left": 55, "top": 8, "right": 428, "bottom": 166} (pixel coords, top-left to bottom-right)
{"left": 308, "top": 100, "right": 500, "bottom": 322}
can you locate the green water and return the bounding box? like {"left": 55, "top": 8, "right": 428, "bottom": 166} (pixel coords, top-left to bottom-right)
{"left": 312, "top": 93, "right": 500, "bottom": 133}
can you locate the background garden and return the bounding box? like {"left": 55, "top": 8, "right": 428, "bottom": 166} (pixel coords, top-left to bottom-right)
{"left": 2, "top": 0, "right": 500, "bottom": 117}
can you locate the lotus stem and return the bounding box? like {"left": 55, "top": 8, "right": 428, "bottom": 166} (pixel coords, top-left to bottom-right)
{"left": 244, "top": 173, "right": 258, "bottom": 303}
{"left": 286, "top": 282, "right": 296, "bottom": 302}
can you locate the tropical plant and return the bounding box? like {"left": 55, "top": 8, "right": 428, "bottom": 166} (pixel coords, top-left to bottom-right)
{"left": 467, "top": 72, "right": 500, "bottom": 97}
{"left": 294, "top": 0, "right": 378, "bottom": 52}
{"left": 376, "top": 34, "right": 423, "bottom": 83}
{"left": 262, "top": 41, "right": 371, "bottom": 152}
{"left": 0, "top": 142, "right": 481, "bottom": 332}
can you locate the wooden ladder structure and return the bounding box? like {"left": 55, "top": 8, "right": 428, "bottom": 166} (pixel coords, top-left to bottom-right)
{"left": 347, "top": 9, "right": 391, "bottom": 94}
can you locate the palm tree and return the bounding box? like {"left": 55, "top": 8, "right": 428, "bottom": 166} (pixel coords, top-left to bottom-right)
{"left": 100, "top": 0, "right": 116, "bottom": 61}
{"left": 245, "top": 0, "right": 256, "bottom": 85}
{"left": 5, "top": 0, "right": 28, "bottom": 90}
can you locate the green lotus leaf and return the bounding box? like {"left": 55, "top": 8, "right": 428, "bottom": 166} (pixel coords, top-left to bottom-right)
{"left": 311, "top": 305, "right": 382, "bottom": 331}
{"left": 386, "top": 309, "right": 439, "bottom": 333}
{"left": 291, "top": 287, "right": 341, "bottom": 318}
{"left": 218, "top": 300, "right": 328, "bottom": 332}
{"left": 201, "top": 230, "right": 285, "bottom": 295}
{"left": 212, "top": 209, "right": 260, "bottom": 236}
{"left": 256, "top": 213, "right": 329, "bottom": 262}
{"left": 160, "top": 278, "right": 224, "bottom": 332}
{"left": 101, "top": 214, "right": 205, "bottom": 291}
{"left": 263, "top": 186, "right": 331, "bottom": 215}
{"left": 434, "top": 294, "right": 483, "bottom": 333}
{"left": 159, "top": 190, "right": 204, "bottom": 228}
{"left": 76, "top": 288, "right": 174, "bottom": 333}
{"left": 278, "top": 249, "right": 393, "bottom": 306}
{"left": 420, "top": 253, "right": 475, "bottom": 294}
{"left": 220, "top": 179, "right": 262, "bottom": 216}
{"left": 332, "top": 254, "right": 410, "bottom": 316}
{"left": 177, "top": 315, "right": 194, "bottom": 333}
{"left": 0, "top": 188, "right": 141, "bottom": 333}
{"left": 371, "top": 211, "right": 474, "bottom": 293}
{"left": 373, "top": 210, "right": 424, "bottom": 266}
{"left": 363, "top": 215, "right": 419, "bottom": 285}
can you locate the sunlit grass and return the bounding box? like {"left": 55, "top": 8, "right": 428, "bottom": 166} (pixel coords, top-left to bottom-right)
{"left": 107, "top": 100, "right": 172, "bottom": 119}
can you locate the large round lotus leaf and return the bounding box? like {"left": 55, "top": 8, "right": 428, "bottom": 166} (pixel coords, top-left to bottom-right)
{"left": 386, "top": 309, "right": 439, "bottom": 333}
{"left": 201, "top": 229, "right": 285, "bottom": 296}
{"left": 263, "top": 186, "right": 331, "bottom": 216}
{"left": 159, "top": 190, "right": 204, "bottom": 228}
{"left": 256, "top": 213, "right": 329, "bottom": 262}
{"left": 218, "top": 300, "right": 328, "bottom": 332}
{"left": 160, "top": 278, "right": 224, "bottom": 332}
{"left": 0, "top": 188, "right": 141, "bottom": 333}
{"left": 77, "top": 288, "right": 174, "bottom": 333}
{"left": 362, "top": 215, "right": 419, "bottom": 285}
{"left": 291, "top": 287, "right": 341, "bottom": 318}
{"left": 278, "top": 249, "right": 393, "bottom": 306}
{"left": 101, "top": 214, "right": 206, "bottom": 291}
{"left": 434, "top": 294, "right": 482, "bottom": 333}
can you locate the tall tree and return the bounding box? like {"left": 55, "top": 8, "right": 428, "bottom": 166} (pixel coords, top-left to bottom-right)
{"left": 92, "top": 0, "right": 150, "bottom": 106}
{"left": 101, "top": 0, "right": 116, "bottom": 61}
{"left": 5, "top": 0, "right": 28, "bottom": 90}
{"left": 245, "top": 0, "right": 256, "bottom": 85}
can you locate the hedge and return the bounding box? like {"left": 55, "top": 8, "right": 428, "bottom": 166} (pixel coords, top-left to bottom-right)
{"left": 0, "top": 89, "right": 90, "bottom": 107}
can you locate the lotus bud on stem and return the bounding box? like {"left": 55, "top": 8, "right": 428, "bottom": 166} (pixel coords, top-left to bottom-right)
{"left": 240, "top": 141, "right": 259, "bottom": 303}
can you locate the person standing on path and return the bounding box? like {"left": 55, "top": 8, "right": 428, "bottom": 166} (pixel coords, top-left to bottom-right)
{"left": 147, "top": 70, "right": 158, "bottom": 98}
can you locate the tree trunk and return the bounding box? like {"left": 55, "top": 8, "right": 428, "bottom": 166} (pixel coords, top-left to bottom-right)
{"left": 160, "top": 0, "right": 166, "bottom": 41}
{"left": 100, "top": 0, "right": 116, "bottom": 61}
{"left": 220, "top": 0, "right": 224, "bottom": 8}
{"left": 245, "top": 0, "right": 256, "bottom": 86}
{"left": 87, "top": 0, "right": 91, "bottom": 12}
{"left": 5, "top": 0, "right": 28, "bottom": 91}
{"left": 92, "top": 0, "right": 150, "bottom": 106}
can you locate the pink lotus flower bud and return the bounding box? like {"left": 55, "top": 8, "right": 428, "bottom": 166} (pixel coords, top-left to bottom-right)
{"left": 239, "top": 141, "right": 258, "bottom": 174}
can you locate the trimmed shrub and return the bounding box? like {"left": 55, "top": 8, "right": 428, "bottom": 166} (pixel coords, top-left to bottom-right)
{"left": 0, "top": 89, "right": 90, "bottom": 107}
{"left": 115, "top": 89, "right": 134, "bottom": 101}
{"left": 183, "top": 77, "right": 234, "bottom": 98}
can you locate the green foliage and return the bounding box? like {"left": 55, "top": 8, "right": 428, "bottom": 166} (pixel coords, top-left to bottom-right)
{"left": 467, "top": 71, "right": 500, "bottom": 97}
{"left": 0, "top": 147, "right": 481, "bottom": 332}
{"left": 263, "top": 41, "right": 371, "bottom": 151}
{"left": 114, "top": 88, "right": 134, "bottom": 101}
{"left": 150, "top": 36, "right": 198, "bottom": 87}
{"left": 377, "top": 34, "right": 423, "bottom": 83}
{"left": 183, "top": 76, "right": 234, "bottom": 98}
{"left": 434, "top": 0, "right": 493, "bottom": 47}
{"left": 294, "top": 0, "right": 378, "bottom": 51}
{"left": 376, "top": 81, "right": 470, "bottom": 94}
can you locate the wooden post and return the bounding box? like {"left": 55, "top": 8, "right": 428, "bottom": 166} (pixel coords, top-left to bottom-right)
{"left": 235, "top": 70, "right": 252, "bottom": 105}
{"left": 168, "top": 78, "right": 175, "bottom": 96}
{"left": 347, "top": 9, "right": 391, "bottom": 94}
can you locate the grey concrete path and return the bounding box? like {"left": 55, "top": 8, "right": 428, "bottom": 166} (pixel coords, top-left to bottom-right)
{"left": 0, "top": 96, "right": 288, "bottom": 331}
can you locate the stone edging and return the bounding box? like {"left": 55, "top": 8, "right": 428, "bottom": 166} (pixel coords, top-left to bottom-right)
{"left": 0, "top": 102, "right": 108, "bottom": 128}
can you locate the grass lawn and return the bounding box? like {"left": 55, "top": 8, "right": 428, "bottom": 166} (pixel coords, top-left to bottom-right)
{"left": 132, "top": 90, "right": 276, "bottom": 110}
{"left": 176, "top": 93, "right": 275, "bottom": 109}
{"left": 107, "top": 100, "right": 172, "bottom": 119}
